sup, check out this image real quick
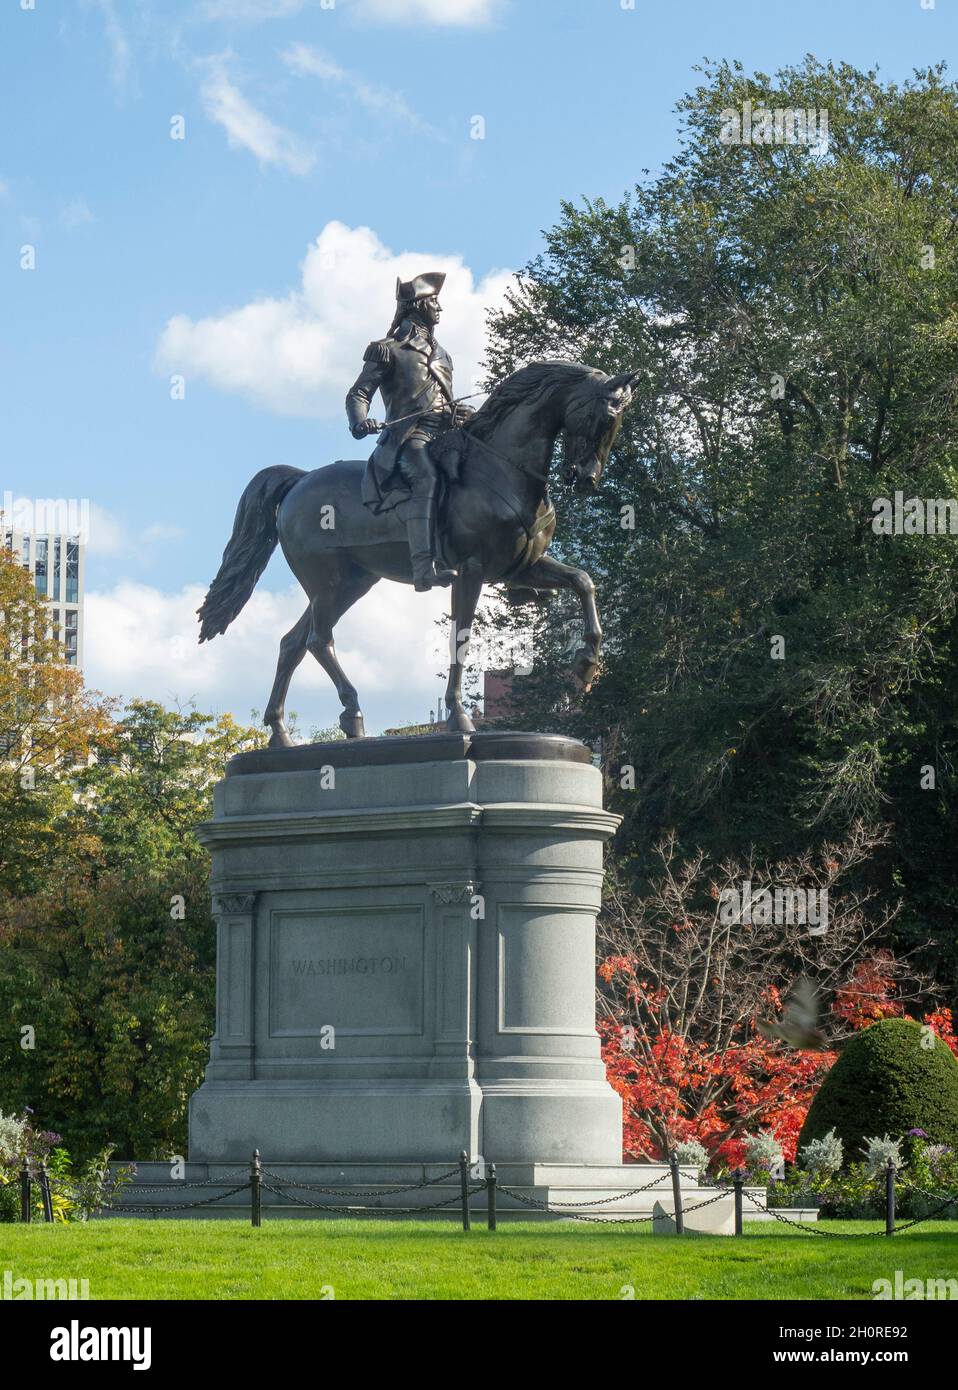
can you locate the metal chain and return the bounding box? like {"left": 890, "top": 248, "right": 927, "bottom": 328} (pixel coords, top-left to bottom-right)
{"left": 493, "top": 1170, "right": 673, "bottom": 1210}
{"left": 491, "top": 1182, "right": 728, "bottom": 1225}
{"left": 740, "top": 1187, "right": 946, "bottom": 1238}
{"left": 895, "top": 1178, "right": 958, "bottom": 1204}
{"left": 259, "top": 1180, "right": 484, "bottom": 1216}
{"left": 49, "top": 1166, "right": 249, "bottom": 1199}
{"left": 103, "top": 1184, "right": 249, "bottom": 1214}
{"left": 258, "top": 1166, "right": 459, "bottom": 1199}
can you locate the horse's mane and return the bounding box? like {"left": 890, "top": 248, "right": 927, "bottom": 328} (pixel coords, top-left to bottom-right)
{"left": 465, "top": 361, "right": 604, "bottom": 440}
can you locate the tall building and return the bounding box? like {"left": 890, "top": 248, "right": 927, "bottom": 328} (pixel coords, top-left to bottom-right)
{"left": 3, "top": 525, "right": 85, "bottom": 668}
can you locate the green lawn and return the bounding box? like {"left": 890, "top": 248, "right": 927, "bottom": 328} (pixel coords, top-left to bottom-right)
{"left": 2, "top": 1220, "right": 957, "bottom": 1299}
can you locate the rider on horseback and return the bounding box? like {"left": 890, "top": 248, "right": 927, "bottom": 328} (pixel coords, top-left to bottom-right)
{"left": 346, "top": 271, "right": 473, "bottom": 591}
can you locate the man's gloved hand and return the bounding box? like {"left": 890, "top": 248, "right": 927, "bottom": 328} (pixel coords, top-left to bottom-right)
{"left": 351, "top": 419, "right": 384, "bottom": 440}
{"left": 452, "top": 404, "right": 476, "bottom": 427}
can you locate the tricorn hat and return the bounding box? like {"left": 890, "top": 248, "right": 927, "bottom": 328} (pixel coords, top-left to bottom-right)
{"left": 395, "top": 271, "right": 446, "bottom": 302}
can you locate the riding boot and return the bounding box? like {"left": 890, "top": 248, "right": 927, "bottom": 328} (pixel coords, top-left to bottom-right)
{"left": 408, "top": 497, "right": 456, "bottom": 591}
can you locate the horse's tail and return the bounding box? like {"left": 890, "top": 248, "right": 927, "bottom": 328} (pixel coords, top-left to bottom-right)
{"left": 197, "top": 465, "right": 305, "bottom": 642}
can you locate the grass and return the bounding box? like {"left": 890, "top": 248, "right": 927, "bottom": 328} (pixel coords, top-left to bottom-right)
{"left": 1, "top": 1219, "right": 957, "bottom": 1299}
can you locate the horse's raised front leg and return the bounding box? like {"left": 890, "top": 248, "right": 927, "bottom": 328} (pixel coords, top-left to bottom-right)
{"left": 520, "top": 553, "right": 603, "bottom": 692}
{"left": 265, "top": 607, "right": 311, "bottom": 748}
{"left": 445, "top": 558, "right": 484, "bottom": 733}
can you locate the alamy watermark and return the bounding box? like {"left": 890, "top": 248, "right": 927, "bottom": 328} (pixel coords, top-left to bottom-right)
{"left": 873, "top": 1270, "right": 958, "bottom": 1300}
{"left": 719, "top": 100, "right": 829, "bottom": 153}
{"left": 719, "top": 880, "right": 828, "bottom": 936}
{"left": 872, "top": 492, "right": 958, "bottom": 535}
{"left": 2, "top": 492, "right": 90, "bottom": 543}
{"left": 3, "top": 1270, "right": 90, "bottom": 1300}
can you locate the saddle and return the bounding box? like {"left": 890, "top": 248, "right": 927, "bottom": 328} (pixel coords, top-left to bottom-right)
{"left": 428, "top": 424, "right": 469, "bottom": 483}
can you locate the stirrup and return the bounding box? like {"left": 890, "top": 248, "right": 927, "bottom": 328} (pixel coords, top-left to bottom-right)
{"left": 413, "top": 560, "right": 455, "bottom": 591}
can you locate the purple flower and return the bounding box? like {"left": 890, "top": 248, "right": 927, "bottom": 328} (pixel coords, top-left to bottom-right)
{"left": 907, "top": 1128, "right": 928, "bottom": 1138}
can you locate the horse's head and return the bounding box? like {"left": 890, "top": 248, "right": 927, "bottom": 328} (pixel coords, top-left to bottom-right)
{"left": 561, "top": 369, "right": 643, "bottom": 493}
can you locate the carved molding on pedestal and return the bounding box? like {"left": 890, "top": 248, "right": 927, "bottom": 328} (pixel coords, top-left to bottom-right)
{"left": 214, "top": 893, "right": 257, "bottom": 916}
{"left": 429, "top": 882, "right": 477, "bottom": 905}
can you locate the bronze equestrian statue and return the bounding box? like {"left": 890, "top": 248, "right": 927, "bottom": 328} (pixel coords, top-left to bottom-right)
{"left": 198, "top": 272, "right": 640, "bottom": 744}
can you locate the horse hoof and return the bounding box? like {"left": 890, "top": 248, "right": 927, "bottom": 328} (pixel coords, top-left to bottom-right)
{"left": 340, "top": 711, "right": 366, "bottom": 739}
{"left": 267, "top": 724, "right": 295, "bottom": 749}
{"left": 572, "top": 649, "right": 598, "bottom": 693}
{"left": 446, "top": 709, "right": 475, "bottom": 734}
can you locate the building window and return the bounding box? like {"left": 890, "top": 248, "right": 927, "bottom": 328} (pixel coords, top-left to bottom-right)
{"left": 53, "top": 538, "right": 61, "bottom": 601}
{"left": 21, "top": 536, "right": 30, "bottom": 567}
{"left": 65, "top": 541, "right": 79, "bottom": 603}
{"left": 64, "top": 608, "right": 78, "bottom": 666}
{"left": 34, "top": 537, "right": 48, "bottom": 597}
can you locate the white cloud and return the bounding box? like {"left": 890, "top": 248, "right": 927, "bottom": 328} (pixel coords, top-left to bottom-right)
{"left": 86, "top": 505, "right": 128, "bottom": 556}
{"left": 198, "top": 0, "right": 501, "bottom": 23}
{"left": 155, "top": 220, "right": 515, "bottom": 417}
{"left": 85, "top": 577, "right": 452, "bottom": 734}
{"left": 88, "top": 0, "right": 134, "bottom": 94}
{"left": 200, "top": 55, "right": 315, "bottom": 174}
{"left": 60, "top": 198, "right": 95, "bottom": 230}
{"left": 84, "top": 505, "right": 184, "bottom": 557}
{"left": 281, "top": 42, "right": 441, "bottom": 137}
{"left": 141, "top": 523, "right": 187, "bottom": 544}
{"left": 351, "top": 0, "right": 502, "bottom": 24}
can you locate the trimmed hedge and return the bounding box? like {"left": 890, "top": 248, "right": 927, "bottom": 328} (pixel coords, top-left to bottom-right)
{"left": 798, "top": 1019, "right": 958, "bottom": 1160}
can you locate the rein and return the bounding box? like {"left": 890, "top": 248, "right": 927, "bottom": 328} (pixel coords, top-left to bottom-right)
{"left": 464, "top": 429, "right": 552, "bottom": 484}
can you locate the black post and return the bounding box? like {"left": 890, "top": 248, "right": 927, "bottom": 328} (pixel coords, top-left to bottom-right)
{"left": 486, "top": 1162, "right": 497, "bottom": 1232}
{"left": 669, "top": 1152, "right": 685, "bottom": 1236}
{"left": 459, "top": 1150, "right": 471, "bottom": 1232}
{"left": 19, "top": 1163, "right": 31, "bottom": 1223}
{"left": 251, "top": 1149, "right": 262, "bottom": 1228}
{"left": 733, "top": 1168, "right": 745, "bottom": 1236}
{"left": 40, "top": 1164, "right": 54, "bottom": 1223}
{"left": 885, "top": 1159, "right": 896, "bottom": 1236}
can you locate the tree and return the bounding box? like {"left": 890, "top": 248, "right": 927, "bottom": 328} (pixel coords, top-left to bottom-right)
{"left": 0, "top": 696, "right": 265, "bottom": 1156}
{"left": 482, "top": 58, "right": 958, "bottom": 995}
{"left": 596, "top": 826, "right": 932, "bottom": 1161}
{"left": 0, "top": 551, "right": 112, "bottom": 894}
{"left": 65, "top": 700, "right": 266, "bottom": 873}
{"left": 0, "top": 861, "right": 216, "bottom": 1158}
{"left": 798, "top": 1018, "right": 958, "bottom": 1157}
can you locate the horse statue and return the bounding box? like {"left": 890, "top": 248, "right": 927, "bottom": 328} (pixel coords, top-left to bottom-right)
{"left": 197, "top": 360, "right": 640, "bottom": 746}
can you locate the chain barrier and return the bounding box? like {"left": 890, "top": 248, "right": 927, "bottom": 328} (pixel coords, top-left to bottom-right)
{"left": 48, "top": 1166, "right": 250, "bottom": 1201}
{"left": 258, "top": 1166, "right": 460, "bottom": 1199}
{"left": 259, "top": 1179, "right": 484, "bottom": 1217}
{"left": 492, "top": 1182, "right": 729, "bottom": 1226}
{"left": 741, "top": 1185, "right": 958, "bottom": 1237}
{"left": 896, "top": 1178, "right": 958, "bottom": 1206}
{"left": 24, "top": 1152, "right": 958, "bottom": 1233}
{"left": 102, "top": 1184, "right": 250, "bottom": 1215}
{"left": 490, "top": 1169, "right": 674, "bottom": 1210}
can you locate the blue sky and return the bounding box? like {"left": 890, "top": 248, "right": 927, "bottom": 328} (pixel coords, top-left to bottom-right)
{"left": 1, "top": 0, "right": 954, "bottom": 734}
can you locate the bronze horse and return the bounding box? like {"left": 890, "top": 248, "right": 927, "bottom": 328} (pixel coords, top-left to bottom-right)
{"left": 198, "top": 361, "right": 640, "bottom": 745}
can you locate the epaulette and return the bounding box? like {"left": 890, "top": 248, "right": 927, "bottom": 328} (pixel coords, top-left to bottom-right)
{"left": 363, "top": 340, "right": 391, "bottom": 365}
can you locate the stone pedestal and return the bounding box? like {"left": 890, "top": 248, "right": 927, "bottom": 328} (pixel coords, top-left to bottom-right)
{"left": 188, "top": 731, "right": 623, "bottom": 1165}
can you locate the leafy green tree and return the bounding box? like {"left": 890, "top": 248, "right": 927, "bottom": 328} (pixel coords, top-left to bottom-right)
{"left": 0, "top": 698, "right": 265, "bottom": 1156}
{"left": 0, "top": 551, "right": 112, "bottom": 894}
{"left": 798, "top": 1018, "right": 958, "bottom": 1156}
{"left": 66, "top": 700, "right": 266, "bottom": 873}
{"left": 0, "top": 862, "right": 215, "bottom": 1158}
{"left": 483, "top": 58, "right": 958, "bottom": 993}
